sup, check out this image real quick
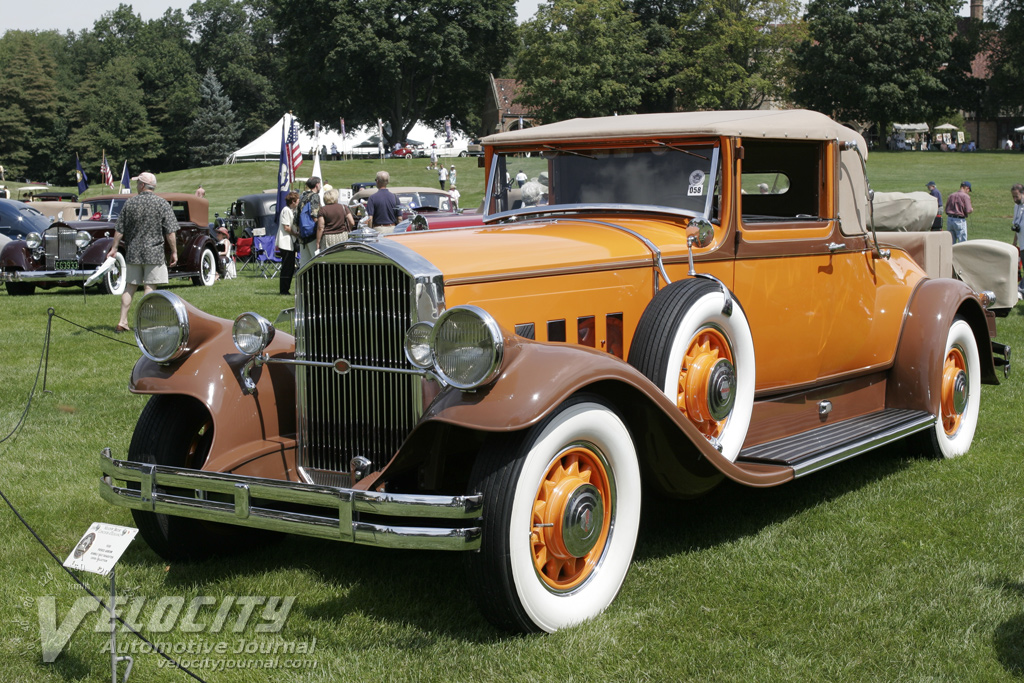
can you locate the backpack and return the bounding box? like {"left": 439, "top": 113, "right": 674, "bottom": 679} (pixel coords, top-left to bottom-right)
{"left": 298, "top": 199, "right": 316, "bottom": 240}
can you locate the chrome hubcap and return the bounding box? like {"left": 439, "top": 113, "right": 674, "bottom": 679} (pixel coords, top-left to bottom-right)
{"left": 560, "top": 483, "right": 604, "bottom": 558}
{"left": 952, "top": 369, "right": 968, "bottom": 415}
{"left": 706, "top": 358, "right": 736, "bottom": 421}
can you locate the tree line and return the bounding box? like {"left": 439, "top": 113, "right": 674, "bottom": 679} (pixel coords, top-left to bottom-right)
{"left": 1, "top": 0, "right": 1022, "bottom": 185}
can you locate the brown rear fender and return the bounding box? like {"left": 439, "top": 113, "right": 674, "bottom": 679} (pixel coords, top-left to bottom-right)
{"left": 129, "top": 300, "right": 297, "bottom": 478}
{"left": 886, "top": 278, "right": 999, "bottom": 415}
{"left": 410, "top": 339, "right": 793, "bottom": 491}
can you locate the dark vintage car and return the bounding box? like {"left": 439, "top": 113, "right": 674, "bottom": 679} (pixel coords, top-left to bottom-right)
{"left": 100, "top": 110, "right": 1011, "bottom": 633}
{"left": 0, "top": 199, "right": 51, "bottom": 251}
{"left": 221, "top": 193, "right": 279, "bottom": 238}
{"left": 1, "top": 193, "right": 221, "bottom": 296}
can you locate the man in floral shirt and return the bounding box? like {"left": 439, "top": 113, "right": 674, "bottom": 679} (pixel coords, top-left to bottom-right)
{"left": 106, "top": 171, "right": 178, "bottom": 332}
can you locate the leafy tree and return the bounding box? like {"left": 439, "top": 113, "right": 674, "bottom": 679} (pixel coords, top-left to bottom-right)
{"left": 190, "top": 69, "right": 242, "bottom": 166}
{"left": 270, "top": 0, "right": 518, "bottom": 146}
{"left": 67, "top": 56, "right": 163, "bottom": 177}
{"left": 988, "top": 0, "right": 1024, "bottom": 115}
{"left": 189, "top": 0, "right": 282, "bottom": 143}
{"left": 671, "top": 0, "right": 805, "bottom": 110}
{"left": 515, "top": 0, "right": 651, "bottom": 122}
{"left": 0, "top": 31, "right": 62, "bottom": 180}
{"left": 794, "top": 0, "right": 958, "bottom": 134}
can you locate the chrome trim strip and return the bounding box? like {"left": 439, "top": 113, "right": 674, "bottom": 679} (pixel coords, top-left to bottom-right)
{"left": 554, "top": 218, "right": 672, "bottom": 290}
{"left": 791, "top": 414, "right": 934, "bottom": 477}
{"left": 100, "top": 450, "right": 482, "bottom": 552}
{"left": 444, "top": 259, "right": 652, "bottom": 286}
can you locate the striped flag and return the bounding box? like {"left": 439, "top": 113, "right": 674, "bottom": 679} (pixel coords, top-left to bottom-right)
{"left": 339, "top": 117, "right": 346, "bottom": 139}
{"left": 286, "top": 115, "right": 303, "bottom": 181}
{"left": 100, "top": 151, "right": 114, "bottom": 189}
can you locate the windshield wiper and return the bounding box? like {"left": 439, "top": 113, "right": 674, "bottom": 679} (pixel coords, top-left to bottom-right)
{"left": 653, "top": 141, "right": 710, "bottom": 161}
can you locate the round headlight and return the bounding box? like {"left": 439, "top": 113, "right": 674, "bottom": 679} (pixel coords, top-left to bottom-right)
{"left": 430, "top": 306, "right": 503, "bottom": 389}
{"left": 25, "top": 232, "right": 42, "bottom": 249}
{"left": 75, "top": 230, "right": 91, "bottom": 248}
{"left": 232, "top": 312, "right": 275, "bottom": 356}
{"left": 136, "top": 291, "right": 190, "bottom": 363}
{"left": 404, "top": 321, "right": 434, "bottom": 368}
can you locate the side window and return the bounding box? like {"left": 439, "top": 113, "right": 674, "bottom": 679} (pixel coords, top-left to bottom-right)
{"left": 740, "top": 141, "right": 823, "bottom": 223}
{"left": 170, "top": 202, "right": 189, "bottom": 222}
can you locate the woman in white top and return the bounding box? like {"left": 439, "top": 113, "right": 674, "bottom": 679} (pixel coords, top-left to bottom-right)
{"left": 277, "top": 191, "right": 299, "bottom": 295}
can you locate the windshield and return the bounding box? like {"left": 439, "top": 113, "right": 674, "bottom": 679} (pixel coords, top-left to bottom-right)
{"left": 486, "top": 143, "right": 720, "bottom": 219}
{"left": 79, "top": 198, "right": 126, "bottom": 221}
{"left": 397, "top": 191, "right": 452, "bottom": 213}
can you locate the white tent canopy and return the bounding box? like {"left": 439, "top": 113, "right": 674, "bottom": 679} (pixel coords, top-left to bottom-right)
{"left": 226, "top": 116, "right": 468, "bottom": 162}
{"left": 892, "top": 123, "right": 929, "bottom": 134}
{"left": 934, "top": 123, "right": 959, "bottom": 131}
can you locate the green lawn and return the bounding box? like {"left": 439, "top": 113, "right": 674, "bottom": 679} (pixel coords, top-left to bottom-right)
{"left": 0, "top": 151, "right": 1022, "bottom": 682}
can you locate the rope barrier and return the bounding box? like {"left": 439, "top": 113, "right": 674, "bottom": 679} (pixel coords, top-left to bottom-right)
{"left": 0, "top": 309, "right": 209, "bottom": 682}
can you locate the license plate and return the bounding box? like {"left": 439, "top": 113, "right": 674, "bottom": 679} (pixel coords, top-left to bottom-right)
{"left": 55, "top": 260, "right": 78, "bottom": 270}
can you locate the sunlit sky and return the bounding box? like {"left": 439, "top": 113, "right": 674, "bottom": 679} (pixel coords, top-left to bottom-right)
{"left": 2, "top": 1, "right": 544, "bottom": 34}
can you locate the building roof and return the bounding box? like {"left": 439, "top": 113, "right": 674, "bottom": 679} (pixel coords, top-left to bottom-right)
{"left": 492, "top": 78, "right": 532, "bottom": 117}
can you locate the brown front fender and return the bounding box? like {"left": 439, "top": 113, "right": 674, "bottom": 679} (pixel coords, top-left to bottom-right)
{"left": 129, "top": 300, "right": 297, "bottom": 479}
{"left": 404, "top": 339, "right": 793, "bottom": 490}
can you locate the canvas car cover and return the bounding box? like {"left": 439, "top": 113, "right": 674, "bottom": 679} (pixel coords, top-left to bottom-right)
{"left": 871, "top": 192, "right": 937, "bottom": 232}
{"left": 952, "top": 240, "right": 1020, "bottom": 311}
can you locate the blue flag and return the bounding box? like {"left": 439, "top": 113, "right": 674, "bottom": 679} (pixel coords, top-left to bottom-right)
{"left": 75, "top": 154, "right": 89, "bottom": 194}
{"left": 120, "top": 161, "right": 131, "bottom": 193}
{"left": 275, "top": 115, "right": 291, "bottom": 225}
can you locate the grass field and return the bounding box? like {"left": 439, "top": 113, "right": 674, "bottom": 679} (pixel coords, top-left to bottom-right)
{"left": 0, "top": 151, "right": 1022, "bottom": 682}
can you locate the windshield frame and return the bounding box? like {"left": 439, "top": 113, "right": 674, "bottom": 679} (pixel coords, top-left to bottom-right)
{"left": 483, "top": 140, "right": 721, "bottom": 222}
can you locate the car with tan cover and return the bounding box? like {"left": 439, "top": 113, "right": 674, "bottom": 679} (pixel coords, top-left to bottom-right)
{"left": 99, "top": 110, "right": 1011, "bottom": 633}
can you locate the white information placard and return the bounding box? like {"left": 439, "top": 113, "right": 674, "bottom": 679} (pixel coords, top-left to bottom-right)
{"left": 63, "top": 523, "right": 138, "bottom": 576}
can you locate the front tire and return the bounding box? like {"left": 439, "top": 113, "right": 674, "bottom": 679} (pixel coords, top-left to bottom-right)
{"left": 4, "top": 270, "right": 35, "bottom": 296}
{"left": 101, "top": 251, "right": 126, "bottom": 295}
{"left": 192, "top": 248, "right": 217, "bottom": 286}
{"left": 917, "top": 318, "right": 981, "bottom": 458}
{"left": 469, "top": 394, "right": 641, "bottom": 632}
{"left": 628, "top": 278, "right": 755, "bottom": 461}
{"left": 128, "top": 395, "right": 274, "bottom": 560}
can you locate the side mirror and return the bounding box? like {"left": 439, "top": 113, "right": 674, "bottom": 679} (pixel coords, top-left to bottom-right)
{"left": 687, "top": 218, "right": 715, "bottom": 249}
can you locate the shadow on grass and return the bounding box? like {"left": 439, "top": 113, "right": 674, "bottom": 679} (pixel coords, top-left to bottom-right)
{"left": 634, "top": 442, "right": 917, "bottom": 560}
{"left": 989, "top": 579, "right": 1024, "bottom": 676}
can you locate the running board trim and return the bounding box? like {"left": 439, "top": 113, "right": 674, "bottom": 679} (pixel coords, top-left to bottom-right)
{"left": 737, "top": 409, "right": 935, "bottom": 478}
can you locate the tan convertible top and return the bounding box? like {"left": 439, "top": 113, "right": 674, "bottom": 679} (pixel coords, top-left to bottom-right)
{"left": 484, "top": 109, "right": 867, "bottom": 153}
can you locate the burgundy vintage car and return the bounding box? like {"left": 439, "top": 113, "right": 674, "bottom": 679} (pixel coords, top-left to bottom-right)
{"left": 1, "top": 193, "right": 221, "bottom": 296}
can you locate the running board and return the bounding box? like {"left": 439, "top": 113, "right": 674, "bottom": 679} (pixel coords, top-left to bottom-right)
{"left": 737, "top": 409, "right": 934, "bottom": 478}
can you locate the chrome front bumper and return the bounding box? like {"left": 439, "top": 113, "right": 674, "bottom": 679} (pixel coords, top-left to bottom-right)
{"left": 100, "top": 449, "right": 482, "bottom": 551}
{"left": 0, "top": 267, "right": 96, "bottom": 283}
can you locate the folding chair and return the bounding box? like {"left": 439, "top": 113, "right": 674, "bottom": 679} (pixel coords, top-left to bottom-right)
{"left": 254, "top": 234, "right": 281, "bottom": 279}
{"left": 235, "top": 237, "right": 255, "bottom": 272}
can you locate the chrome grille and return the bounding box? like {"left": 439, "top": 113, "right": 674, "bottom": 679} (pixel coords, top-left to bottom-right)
{"left": 295, "top": 258, "right": 422, "bottom": 483}
{"left": 44, "top": 226, "right": 80, "bottom": 268}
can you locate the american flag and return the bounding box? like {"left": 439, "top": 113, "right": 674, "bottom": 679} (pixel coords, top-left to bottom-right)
{"left": 100, "top": 152, "right": 114, "bottom": 189}
{"left": 286, "top": 117, "right": 303, "bottom": 181}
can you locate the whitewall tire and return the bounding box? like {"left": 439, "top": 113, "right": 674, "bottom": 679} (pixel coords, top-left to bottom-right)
{"left": 923, "top": 318, "right": 981, "bottom": 458}
{"left": 469, "top": 395, "right": 641, "bottom": 632}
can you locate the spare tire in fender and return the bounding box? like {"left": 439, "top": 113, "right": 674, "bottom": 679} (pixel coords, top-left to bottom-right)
{"left": 627, "top": 277, "right": 755, "bottom": 462}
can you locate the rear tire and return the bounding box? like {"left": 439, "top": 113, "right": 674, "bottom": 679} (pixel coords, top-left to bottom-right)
{"left": 468, "top": 394, "right": 641, "bottom": 632}
{"left": 128, "top": 395, "right": 276, "bottom": 561}
{"left": 192, "top": 248, "right": 217, "bottom": 286}
{"left": 915, "top": 318, "right": 981, "bottom": 458}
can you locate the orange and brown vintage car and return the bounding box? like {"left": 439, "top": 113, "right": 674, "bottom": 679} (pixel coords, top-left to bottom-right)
{"left": 1, "top": 193, "right": 221, "bottom": 295}
{"left": 100, "top": 110, "right": 1011, "bottom": 633}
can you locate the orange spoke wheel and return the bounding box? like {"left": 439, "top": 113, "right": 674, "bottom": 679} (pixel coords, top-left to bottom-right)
{"left": 940, "top": 345, "right": 968, "bottom": 436}
{"left": 678, "top": 326, "right": 736, "bottom": 439}
{"left": 531, "top": 444, "right": 612, "bottom": 592}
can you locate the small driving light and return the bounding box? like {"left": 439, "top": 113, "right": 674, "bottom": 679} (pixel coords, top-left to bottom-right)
{"left": 404, "top": 321, "right": 435, "bottom": 368}
{"left": 136, "top": 291, "right": 190, "bottom": 363}
{"left": 75, "top": 230, "right": 91, "bottom": 248}
{"left": 232, "top": 312, "right": 275, "bottom": 356}
{"left": 25, "top": 232, "right": 42, "bottom": 249}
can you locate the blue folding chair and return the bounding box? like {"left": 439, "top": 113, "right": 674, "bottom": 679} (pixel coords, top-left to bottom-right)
{"left": 253, "top": 235, "right": 282, "bottom": 279}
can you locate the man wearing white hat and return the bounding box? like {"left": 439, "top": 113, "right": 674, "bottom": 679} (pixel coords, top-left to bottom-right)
{"left": 106, "top": 171, "right": 178, "bottom": 332}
